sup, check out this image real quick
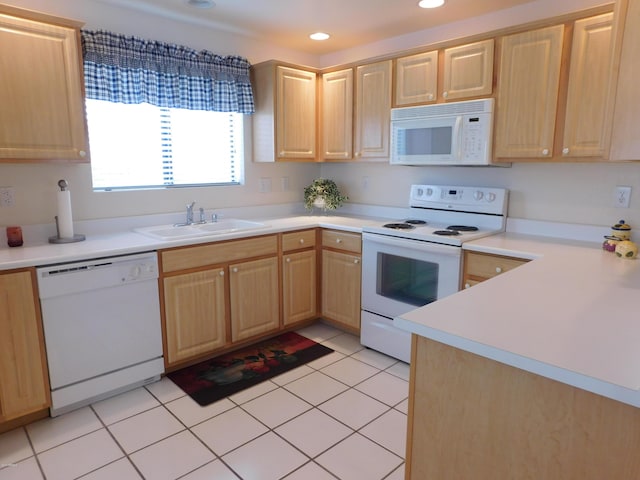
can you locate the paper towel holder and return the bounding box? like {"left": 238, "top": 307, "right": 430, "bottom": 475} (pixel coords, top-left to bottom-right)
{"left": 48, "top": 179, "right": 86, "bottom": 244}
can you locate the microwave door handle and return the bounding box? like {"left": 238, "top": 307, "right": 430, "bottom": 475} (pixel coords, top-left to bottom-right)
{"left": 452, "top": 116, "right": 463, "bottom": 160}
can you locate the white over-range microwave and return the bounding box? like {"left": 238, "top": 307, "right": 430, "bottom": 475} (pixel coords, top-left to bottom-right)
{"left": 390, "top": 98, "right": 494, "bottom": 166}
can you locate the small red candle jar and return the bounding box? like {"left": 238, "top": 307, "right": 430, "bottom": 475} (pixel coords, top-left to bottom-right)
{"left": 6, "top": 226, "right": 23, "bottom": 247}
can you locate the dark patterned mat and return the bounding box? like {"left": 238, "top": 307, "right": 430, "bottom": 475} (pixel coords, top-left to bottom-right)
{"left": 167, "top": 332, "right": 333, "bottom": 406}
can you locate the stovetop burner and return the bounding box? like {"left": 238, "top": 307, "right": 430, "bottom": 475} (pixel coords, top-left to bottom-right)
{"left": 446, "top": 225, "right": 478, "bottom": 232}
{"left": 404, "top": 219, "right": 427, "bottom": 225}
{"left": 383, "top": 223, "right": 416, "bottom": 230}
{"left": 433, "top": 230, "right": 461, "bottom": 236}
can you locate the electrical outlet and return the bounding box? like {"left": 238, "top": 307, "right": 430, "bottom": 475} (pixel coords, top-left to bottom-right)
{"left": 362, "top": 176, "right": 370, "bottom": 190}
{"left": 0, "top": 187, "right": 15, "bottom": 207}
{"left": 281, "top": 176, "right": 290, "bottom": 191}
{"left": 259, "top": 177, "right": 272, "bottom": 193}
{"left": 615, "top": 186, "right": 632, "bottom": 208}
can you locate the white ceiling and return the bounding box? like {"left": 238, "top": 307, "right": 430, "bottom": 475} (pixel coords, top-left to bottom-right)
{"left": 95, "top": 0, "right": 538, "bottom": 55}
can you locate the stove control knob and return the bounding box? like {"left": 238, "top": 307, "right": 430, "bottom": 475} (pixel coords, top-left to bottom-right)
{"left": 473, "top": 191, "right": 484, "bottom": 201}
{"left": 416, "top": 188, "right": 424, "bottom": 197}
{"left": 486, "top": 192, "right": 497, "bottom": 202}
{"left": 426, "top": 188, "right": 433, "bottom": 197}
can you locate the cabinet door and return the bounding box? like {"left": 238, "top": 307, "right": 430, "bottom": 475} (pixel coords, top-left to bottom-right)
{"left": 276, "top": 66, "right": 317, "bottom": 160}
{"left": 283, "top": 250, "right": 317, "bottom": 326}
{"left": 495, "top": 25, "right": 564, "bottom": 159}
{"left": 395, "top": 51, "right": 438, "bottom": 106}
{"left": 462, "top": 251, "right": 529, "bottom": 289}
{"left": 442, "top": 39, "right": 494, "bottom": 101}
{"left": 321, "top": 250, "right": 361, "bottom": 332}
{"left": 321, "top": 68, "right": 353, "bottom": 160}
{"left": 0, "top": 270, "right": 50, "bottom": 422}
{"left": 610, "top": 0, "right": 640, "bottom": 160}
{"left": 0, "top": 9, "right": 88, "bottom": 162}
{"left": 562, "top": 13, "right": 614, "bottom": 158}
{"left": 354, "top": 60, "right": 392, "bottom": 160}
{"left": 163, "top": 268, "right": 227, "bottom": 366}
{"left": 230, "top": 257, "right": 279, "bottom": 342}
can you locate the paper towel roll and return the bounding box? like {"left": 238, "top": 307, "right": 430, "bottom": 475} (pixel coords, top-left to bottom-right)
{"left": 57, "top": 190, "right": 74, "bottom": 239}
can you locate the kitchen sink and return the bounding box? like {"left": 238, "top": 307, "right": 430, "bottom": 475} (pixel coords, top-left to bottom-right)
{"left": 134, "top": 219, "right": 268, "bottom": 240}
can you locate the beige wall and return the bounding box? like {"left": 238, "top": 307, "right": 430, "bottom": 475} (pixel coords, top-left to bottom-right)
{"left": 1, "top": 0, "right": 636, "bottom": 231}
{"left": 319, "top": 162, "right": 640, "bottom": 229}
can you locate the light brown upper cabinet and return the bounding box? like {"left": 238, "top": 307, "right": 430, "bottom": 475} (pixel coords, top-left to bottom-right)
{"left": 395, "top": 51, "right": 438, "bottom": 106}
{"left": 0, "top": 5, "right": 89, "bottom": 163}
{"left": 442, "top": 39, "right": 494, "bottom": 101}
{"left": 494, "top": 25, "right": 565, "bottom": 159}
{"left": 252, "top": 62, "right": 317, "bottom": 162}
{"left": 562, "top": 13, "right": 614, "bottom": 158}
{"left": 394, "top": 40, "right": 493, "bottom": 107}
{"left": 610, "top": 0, "right": 640, "bottom": 161}
{"left": 321, "top": 68, "right": 354, "bottom": 160}
{"left": 354, "top": 60, "right": 392, "bottom": 160}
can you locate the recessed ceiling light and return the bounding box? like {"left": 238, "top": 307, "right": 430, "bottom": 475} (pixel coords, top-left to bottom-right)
{"left": 418, "top": 0, "right": 445, "bottom": 8}
{"left": 310, "top": 32, "right": 330, "bottom": 41}
{"left": 186, "top": 0, "right": 215, "bottom": 9}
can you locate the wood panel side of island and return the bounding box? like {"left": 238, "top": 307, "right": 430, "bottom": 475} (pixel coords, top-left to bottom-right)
{"left": 405, "top": 335, "right": 640, "bottom": 480}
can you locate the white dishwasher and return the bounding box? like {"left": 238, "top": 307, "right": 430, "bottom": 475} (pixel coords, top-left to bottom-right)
{"left": 37, "top": 252, "right": 164, "bottom": 416}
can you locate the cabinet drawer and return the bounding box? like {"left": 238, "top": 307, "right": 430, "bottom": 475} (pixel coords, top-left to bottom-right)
{"left": 161, "top": 235, "right": 278, "bottom": 273}
{"left": 464, "top": 251, "right": 528, "bottom": 279}
{"left": 321, "top": 230, "right": 361, "bottom": 253}
{"left": 282, "top": 229, "right": 316, "bottom": 251}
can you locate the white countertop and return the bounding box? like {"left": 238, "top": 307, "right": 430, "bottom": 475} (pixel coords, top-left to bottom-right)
{"left": 0, "top": 213, "right": 382, "bottom": 271}
{"left": 395, "top": 231, "right": 640, "bottom": 408}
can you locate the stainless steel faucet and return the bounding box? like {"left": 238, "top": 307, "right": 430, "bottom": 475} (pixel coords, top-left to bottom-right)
{"left": 186, "top": 201, "right": 196, "bottom": 224}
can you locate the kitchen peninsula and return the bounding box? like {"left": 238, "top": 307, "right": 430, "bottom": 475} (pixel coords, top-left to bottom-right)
{"left": 395, "top": 231, "right": 640, "bottom": 479}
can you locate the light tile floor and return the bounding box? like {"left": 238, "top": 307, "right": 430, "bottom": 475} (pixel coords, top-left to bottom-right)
{"left": 0, "top": 323, "right": 409, "bottom": 480}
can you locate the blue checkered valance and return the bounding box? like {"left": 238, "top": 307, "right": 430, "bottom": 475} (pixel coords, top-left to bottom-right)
{"left": 81, "top": 30, "right": 255, "bottom": 114}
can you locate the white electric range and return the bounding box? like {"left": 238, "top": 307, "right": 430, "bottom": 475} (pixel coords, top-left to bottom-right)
{"left": 360, "top": 184, "right": 508, "bottom": 362}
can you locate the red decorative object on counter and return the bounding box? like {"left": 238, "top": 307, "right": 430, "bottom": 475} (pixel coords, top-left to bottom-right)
{"left": 6, "top": 226, "right": 23, "bottom": 247}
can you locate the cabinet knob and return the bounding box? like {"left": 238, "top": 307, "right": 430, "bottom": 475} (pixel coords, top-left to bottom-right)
{"left": 219, "top": 270, "right": 225, "bottom": 276}
{"left": 232, "top": 267, "right": 238, "bottom": 273}
{"left": 495, "top": 267, "right": 503, "bottom": 274}
{"left": 78, "top": 150, "right": 87, "bottom": 158}
{"left": 286, "top": 257, "right": 291, "bottom": 263}
{"left": 542, "top": 148, "right": 550, "bottom": 156}
{"left": 336, "top": 238, "right": 342, "bottom": 244}
{"left": 355, "top": 152, "right": 361, "bottom": 157}
{"left": 562, "top": 147, "right": 570, "bottom": 155}
{"left": 354, "top": 258, "right": 360, "bottom": 264}
{"left": 442, "top": 91, "right": 448, "bottom": 98}
{"left": 465, "top": 283, "right": 471, "bottom": 289}
{"left": 299, "top": 238, "right": 305, "bottom": 244}
{"left": 427, "top": 93, "right": 434, "bottom": 100}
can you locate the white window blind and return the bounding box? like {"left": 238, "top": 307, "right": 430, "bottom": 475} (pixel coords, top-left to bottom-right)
{"left": 86, "top": 99, "right": 243, "bottom": 190}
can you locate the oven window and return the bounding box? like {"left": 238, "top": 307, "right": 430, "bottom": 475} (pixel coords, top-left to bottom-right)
{"left": 376, "top": 252, "right": 439, "bottom": 306}
{"left": 398, "top": 126, "right": 452, "bottom": 155}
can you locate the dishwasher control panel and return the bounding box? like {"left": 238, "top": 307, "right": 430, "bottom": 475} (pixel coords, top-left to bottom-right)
{"left": 37, "top": 252, "right": 159, "bottom": 299}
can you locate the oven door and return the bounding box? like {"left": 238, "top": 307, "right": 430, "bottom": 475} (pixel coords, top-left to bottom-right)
{"left": 361, "top": 232, "right": 462, "bottom": 319}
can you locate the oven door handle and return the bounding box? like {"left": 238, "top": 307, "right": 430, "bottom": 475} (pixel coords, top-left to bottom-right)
{"left": 362, "top": 232, "right": 461, "bottom": 257}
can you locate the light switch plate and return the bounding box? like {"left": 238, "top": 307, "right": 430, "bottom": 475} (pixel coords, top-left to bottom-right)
{"left": 0, "top": 187, "right": 15, "bottom": 207}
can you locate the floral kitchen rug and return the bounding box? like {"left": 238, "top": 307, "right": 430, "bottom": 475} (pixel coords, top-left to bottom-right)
{"left": 167, "top": 332, "right": 333, "bottom": 406}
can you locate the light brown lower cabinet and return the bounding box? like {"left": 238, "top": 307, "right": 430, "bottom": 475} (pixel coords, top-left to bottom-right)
{"left": 462, "top": 250, "right": 529, "bottom": 288}
{"left": 406, "top": 336, "right": 640, "bottom": 479}
{"left": 282, "top": 249, "right": 317, "bottom": 326}
{"left": 163, "top": 268, "right": 227, "bottom": 365}
{"left": 321, "top": 230, "right": 362, "bottom": 333}
{"left": 229, "top": 256, "right": 280, "bottom": 342}
{"left": 0, "top": 269, "right": 50, "bottom": 426}
{"left": 282, "top": 229, "right": 318, "bottom": 327}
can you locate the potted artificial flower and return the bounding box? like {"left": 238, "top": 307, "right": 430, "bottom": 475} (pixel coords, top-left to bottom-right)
{"left": 304, "top": 178, "right": 348, "bottom": 212}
